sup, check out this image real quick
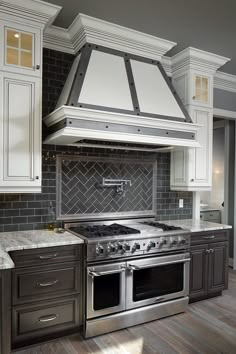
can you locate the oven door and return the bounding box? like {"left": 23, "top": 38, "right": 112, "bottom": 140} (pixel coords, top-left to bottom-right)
{"left": 87, "top": 262, "right": 126, "bottom": 319}
{"left": 126, "top": 253, "right": 190, "bottom": 310}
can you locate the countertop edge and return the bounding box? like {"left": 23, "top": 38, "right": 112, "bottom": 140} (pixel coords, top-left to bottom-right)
{"left": 0, "top": 229, "right": 84, "bottom": 270}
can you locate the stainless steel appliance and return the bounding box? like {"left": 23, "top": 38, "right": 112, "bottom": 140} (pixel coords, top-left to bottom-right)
{"left": 67, "top": 219, "right": 191, "bottom": 338}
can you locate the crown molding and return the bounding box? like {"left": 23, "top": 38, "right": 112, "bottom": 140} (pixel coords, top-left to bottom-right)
{"left": 214, "top": 71, "right": 236, "bottom": 93}
{"left": 42, "top": 14, "right": 236, "bottom": 96}
{"left": 0, "top": 0, "right": 61, "bottom": 28}
{"left": 171, "top": 47, "right": 230, "bottom": 74}
{"left": 43, "top": 26, "right": 74, "bottom": 54}
{"left": 44, "top": 13, "right": 177, "bottom": 60}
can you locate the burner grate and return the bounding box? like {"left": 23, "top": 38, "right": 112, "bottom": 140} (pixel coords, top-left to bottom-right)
{"left": 143, "top": 222, "right": 182, "bottom": 231}
{"left": 69, "top": 223, "right": 140, "bottom": 238}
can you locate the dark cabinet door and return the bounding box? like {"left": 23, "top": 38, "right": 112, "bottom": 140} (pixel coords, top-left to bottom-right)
{"left": 189, "top": 244, "right": 208, "bottom": 300}
{"left": 208, "top": 241, "right": 228, "bottom": 294}
{"left": 0, "top": 270, "right": 11, "bottom": 354}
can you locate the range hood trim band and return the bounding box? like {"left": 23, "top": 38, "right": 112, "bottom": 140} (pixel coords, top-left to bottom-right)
{"left": 43, "top": 106, "right": 201, "bottom": 148}
{"left": 64, "top": 43, "right": 192, "bottom": 124}
{"left": 44, "top": 106, "right": 200, "bottom": 132}
{"left": 49, "top": 118, "right": 196, "bottom": 141}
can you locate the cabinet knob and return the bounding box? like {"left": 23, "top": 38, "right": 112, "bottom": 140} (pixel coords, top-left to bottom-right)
{"left": 192, "top": 95, "right": 196, "bottom": 100}
{"left": 36, "top": 65, "right": 40, "bottom": 70}
{"left": 190, "top": 178, "right": 194, "bottom": 182}
{"left": 35, "top": 176, "right": 39, "bottom": 180}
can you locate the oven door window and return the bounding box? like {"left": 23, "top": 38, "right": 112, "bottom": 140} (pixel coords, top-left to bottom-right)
{"left": 94, "top": 273, "right": 120, "bottom": 310}
{"left": 133, "top": 263, "right": 184, "bottom": 302}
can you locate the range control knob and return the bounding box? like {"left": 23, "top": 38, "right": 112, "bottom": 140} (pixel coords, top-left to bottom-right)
{"left": 107, "top": 243, "right": 117, "bottom": 253}
{"left": 132, "top": 242, "right": 140, "bottom": 252}
{"left": 117, "top": 242, "right": 123, "bottom": 251}
{"left": 122, "top": 242, "right": 131, "bottom": 252}
{"left": 96, "top": 244, "right": 104, "bottom": 255}
{"left": 178, "top": 237, "right": 187, "bottom": 245}
{"left": 159, "top": 238, "right": 167, "bottom": 247}
{"left": 147, "top": 241, "right": 156, "bottom": 251}
{"left": 170, "top": 238, "right": 178, "bottom": 247}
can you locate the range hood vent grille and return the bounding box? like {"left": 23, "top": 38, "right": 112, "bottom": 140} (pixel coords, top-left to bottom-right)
{"left": 72, "top": 139, "right": 173, "bottom": 152}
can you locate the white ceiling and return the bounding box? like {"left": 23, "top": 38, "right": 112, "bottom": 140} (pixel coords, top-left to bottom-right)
{"left": 44, "top": 0, "right": 236, "bottom": 75}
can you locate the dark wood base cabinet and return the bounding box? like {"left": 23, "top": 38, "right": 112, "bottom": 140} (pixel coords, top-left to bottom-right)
{"left": 190, "top": 230, "right": 229, "bottom": 302}
{"left": 0, "top": 270, "right": 11, "bottom": 354}
{"left": 10, "top": 245, "right": 82, "bottom": 350}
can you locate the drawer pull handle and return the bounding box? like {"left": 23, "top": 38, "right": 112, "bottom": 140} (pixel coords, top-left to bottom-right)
{"left": 37, "top": 280, "right": 59, "bottom": 287}
{"left": 38, "top": 314, "right": 58, "bottom": 323}
{"left": 202, "top": 235, "right": 215, "bottom": 239}
{"left": 39, "top": 254, "right": 58, "bottom": 260}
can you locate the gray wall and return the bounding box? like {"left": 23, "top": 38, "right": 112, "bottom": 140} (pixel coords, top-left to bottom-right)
{"left": 214, "top": 88, "right": 236, "bottom": 112}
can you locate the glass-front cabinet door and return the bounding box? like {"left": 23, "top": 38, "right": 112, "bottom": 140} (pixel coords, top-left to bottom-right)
{"left": 6, "top": 28, "right": 33, "bottom": 68}
{"left": 1, "top": 21, "right": 41, "bottom": 76}
{"left": 192, "top": 73, "right": 211, "bottom": 107}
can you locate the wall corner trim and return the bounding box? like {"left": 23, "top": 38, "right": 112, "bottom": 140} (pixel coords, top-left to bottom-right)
{"left": 213, "top": 108, "right": 236, "bottom": 119}
{"left": 214, "top": 71, "right": 236, "bottom": 93}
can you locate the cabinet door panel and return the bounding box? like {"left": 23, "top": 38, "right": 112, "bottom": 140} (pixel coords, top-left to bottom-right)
{"left": 0, "top": 72, "right": 41, "bottom": 192}
{"left": 170, "top": 149, "right": 188, "bottom": 186}
{"left": 208, "top": 242, "right": 228, "bottom": 294}
{"left": 0, "top": 270, "right": 11, "bottom": 354}
{"left": 190, "top": 107, "right": 212, "bottom": 185}
{"left": 190, "top": 244, "right": 208, "bottom": 299}
{"left": 4, "top": 79, "right": 33, "bottom": 180}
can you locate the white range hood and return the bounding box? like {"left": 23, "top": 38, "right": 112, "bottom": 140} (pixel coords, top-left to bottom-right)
{"left": 43, "top": 14, "right": 201, "bottom": 150}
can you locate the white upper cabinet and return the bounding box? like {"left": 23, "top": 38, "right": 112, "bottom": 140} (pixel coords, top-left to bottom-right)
{"left": 170, "top": 48, "right": 229, "bottom": 192}
{"left": 0, "top": 0, "right": 60, "bottom": 193}
{"left": 0, "top": 21, "right": 41, "bottom": 77}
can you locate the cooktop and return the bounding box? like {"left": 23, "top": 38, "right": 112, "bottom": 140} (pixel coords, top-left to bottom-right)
{"left": 69, "top": 223, "right": 141, "bottom": 238}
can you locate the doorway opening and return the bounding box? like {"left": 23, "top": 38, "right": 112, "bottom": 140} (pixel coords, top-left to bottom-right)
{"left": 200, "top": 117, "right": 235, "bottom": 268}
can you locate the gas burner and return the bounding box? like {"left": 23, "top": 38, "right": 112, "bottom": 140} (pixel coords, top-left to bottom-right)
{"left": 143, "top": 221, "right": 183, "bottom": 231}
{"left": 69, "top": 223, "right": 140, "bottom": 238}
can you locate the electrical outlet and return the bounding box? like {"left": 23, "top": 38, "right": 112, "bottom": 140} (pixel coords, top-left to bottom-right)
{"left": 179, "top": 199, "right": 184, "bottom": 208}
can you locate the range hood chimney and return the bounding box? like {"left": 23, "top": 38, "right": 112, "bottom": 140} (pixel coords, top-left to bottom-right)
{"left": 43, "top": 14, "right": 200, "bottom": 149}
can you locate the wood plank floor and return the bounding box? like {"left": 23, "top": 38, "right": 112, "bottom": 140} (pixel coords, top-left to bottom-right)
{"left": 15, "top": 269, "right": 236, "bottom": 354}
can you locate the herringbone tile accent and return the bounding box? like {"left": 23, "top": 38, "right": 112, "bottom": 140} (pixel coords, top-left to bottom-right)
{"left": 59, "top": 159, "right": 154, "bottom": 217}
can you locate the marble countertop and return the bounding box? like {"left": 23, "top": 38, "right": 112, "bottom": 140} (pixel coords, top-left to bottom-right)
{"left": 161, "top": 219, "right": 232, "bottom": 233}
{"left": 0, "top": 229, "right": 83, "bottom": 270}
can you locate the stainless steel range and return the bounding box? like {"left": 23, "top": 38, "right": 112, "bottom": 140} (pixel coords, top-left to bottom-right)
{"left": 66, "top": 218, "right": 191, "bottom": 338}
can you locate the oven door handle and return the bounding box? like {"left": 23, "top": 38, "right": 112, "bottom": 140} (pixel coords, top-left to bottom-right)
{"left": 88, "top": 268, "right": 126, "bottom": 277}
{"left": 128, "top": 258, "right": 191, "bottom": 271}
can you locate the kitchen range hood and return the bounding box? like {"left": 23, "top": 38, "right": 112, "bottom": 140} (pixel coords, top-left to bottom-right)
{"left": 43, "top": 15, "right": 200, "bottom": 149}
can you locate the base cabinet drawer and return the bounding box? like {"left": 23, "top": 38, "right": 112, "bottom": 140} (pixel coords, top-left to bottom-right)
{"left": 12, "top": 262, "right": 80, "bottom": 305}
{"left": 12, "top": 296, "right": 80, "bottom": 347}
{"left": 190, "top": 231, "right": 228, "bottom": 245}
{"left": 10, "top": 245, "right": 80, "bottom": 267}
